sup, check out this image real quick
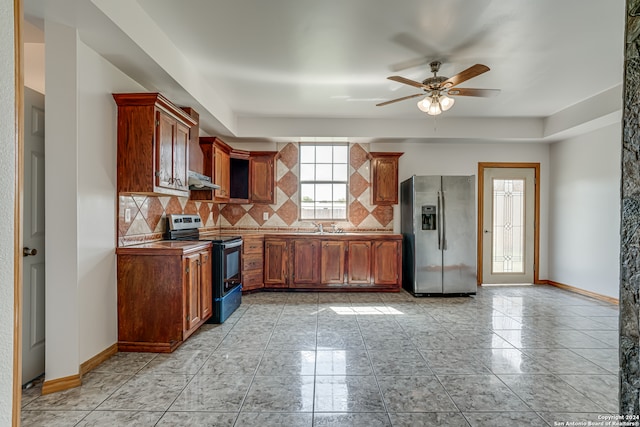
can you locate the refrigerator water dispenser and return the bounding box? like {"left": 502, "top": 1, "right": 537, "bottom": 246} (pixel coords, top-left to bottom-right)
{"left": 421, "top": 205, "right": 437, "bottom": 230}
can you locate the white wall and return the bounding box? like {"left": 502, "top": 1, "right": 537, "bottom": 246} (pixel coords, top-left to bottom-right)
{"left": 45, "top": 22, "right": 144, "bottom": 380}
{"left": 371, "top": 140, "right": 551, "bottom": 279}
{"left": 0, "top": 0, "right": 16, "bottom": 423}
{"left": 45, "top": 20, "right": 81, "bottom": 381}
{"left": 548, "top": 123, "right": 621, "bottom": 298}
{"left": 76, "top": 41, "right": 145, "bottom": 362}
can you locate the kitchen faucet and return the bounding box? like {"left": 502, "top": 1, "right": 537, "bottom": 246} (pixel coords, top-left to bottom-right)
{"left": 312, "top": 222, "right": 323, "bottom": 233}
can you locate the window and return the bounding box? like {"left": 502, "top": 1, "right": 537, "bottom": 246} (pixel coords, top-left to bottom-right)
{"left": 299, "top": 143, "right": 348, "bottom": 220}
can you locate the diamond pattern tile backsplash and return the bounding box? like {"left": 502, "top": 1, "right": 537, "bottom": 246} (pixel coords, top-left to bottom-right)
{"left": 118, "top": 142, "right": 393, "bottom": 246}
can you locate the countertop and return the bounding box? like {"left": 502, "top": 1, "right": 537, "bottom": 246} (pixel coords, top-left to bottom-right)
{"left": 116, "top": 240, "right": 211, "bottom": 255}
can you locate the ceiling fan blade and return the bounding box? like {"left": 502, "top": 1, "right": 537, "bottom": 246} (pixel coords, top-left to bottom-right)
{"left": 441, "top": 64, "right": 490, "bottom": 88}
{"left": 376, "top": 93, "right": 424, "bottom": 106}
{"left": 447, "top": 88, "right": 501, "bottom": 97}
{"left": 390, "top": 56, "right": 430, "bottom": 72}
{"left": 387, "top": 76, "right": 428, "bottom": 90}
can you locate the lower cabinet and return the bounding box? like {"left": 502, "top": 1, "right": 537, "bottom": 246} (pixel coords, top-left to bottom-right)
{"left": 241, "top": 234, "right": 264, "bottom": 292}
{"left": 116, "top": 242, "right": 212, "bottom": 352}
{"left": 372, "top": 240, "right": 401, "bottom": 286}
{"left": 264, "top": 239, "right": 288, "bottom": 287}
{"left": 263, "top": 235, "right": 401, "bottom": 291}
{"left": 291, "top": 240, "right": 320, "bottom": 287}
{"left": 347, "top": 241, "right": 371, "bottom": 284}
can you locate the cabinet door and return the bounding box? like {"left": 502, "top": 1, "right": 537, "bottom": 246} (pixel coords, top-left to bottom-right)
{"left": 184, "top": 254, "right": 202, "bottom": 336}
{"left": 214, "top": 146, "right": 230, "bottom": 201}
{"left": 370, "top": 153, "right": 402, "bottom": 205}
{"left": 174, "top": 122, "right": 190, "bottom": 192}
{"left": 321, "top": 241, "right": 345, "bottom": 285}
{"left": 372, "top": 240, "right": 400, "bottom": 285}
{"left": 291, "top": 240, "right": 320, "bottom": 286}
{"left": 199, "top": 250, "right": 212, "bottom": 320}
{"left": 156, "top": 110, "right": 176, "bottom": 191}
{"left": 250, "top": 153, "right": 276, "bottom": 203}
{"left": 347, "top": 241, "right": 372, "bottom": 284}
{"left": 264, "top": 240, "right": 288, "bottom": 287}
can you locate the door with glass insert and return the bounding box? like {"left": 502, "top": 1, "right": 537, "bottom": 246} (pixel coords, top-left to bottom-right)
{"left": 482, "top": 167, "right": 535, "bottom": 284}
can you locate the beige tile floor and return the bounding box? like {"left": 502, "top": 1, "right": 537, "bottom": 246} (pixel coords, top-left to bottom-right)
{"left": 21, "top": 285, "right": 620, "bottom": 426}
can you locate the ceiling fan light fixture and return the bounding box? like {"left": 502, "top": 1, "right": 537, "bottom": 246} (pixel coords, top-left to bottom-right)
{"left": 417, "top": 96, "right": 431, "bottom": 113}
{"left": 440, "top": 94, "right": 455, "bottom": 111}
{"left": 426, "top": 96, "right": 442, "bottom": 116}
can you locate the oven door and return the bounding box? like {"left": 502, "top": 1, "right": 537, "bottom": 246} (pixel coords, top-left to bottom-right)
{"left": 221, "top": 239, "right": 242, "bottom": 295}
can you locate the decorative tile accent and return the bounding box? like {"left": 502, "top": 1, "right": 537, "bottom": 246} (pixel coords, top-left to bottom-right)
{"left": 248, "top": 205, "right": 275, "bottom": 226}
{"left": 348, "top": 200, "right": 369, "bottom": 226}
{"left": 165, "top": 197, "right": 182, "bottom": 215}
{"left": 371, "top": 205, "right": 394, "bottom": 227}
{"left": 220, "top": 204, "right": 247, "bottom": 226}
{"left": 277, "top": 171, "right": 298, "bottom": 197}
{"left": 198, "top": 203, "right": 211, "bottom": 226}
{"left": 350, "top": 143, "right": 369, "bottom": 170}
{"left": 184, "top": 200, "right": 198, "bottom": 215}
{"left": 278, "top": 143, "right": 298, "bottom": 170}
{"left": 276, "top": 199, "right": 299, "bottom": 226}
{"left": 211, "top": 204, "right": 220, "bottom": 226}
{"left": 349, "top": 172, "right": 369, "bottom": 199}
{"left": 143, "top": 197, "right": 165, "bottom": 232}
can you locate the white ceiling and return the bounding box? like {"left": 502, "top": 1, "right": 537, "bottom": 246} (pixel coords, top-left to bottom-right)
{"left": 24, "top": 0, "right": 626, "bottom": 143}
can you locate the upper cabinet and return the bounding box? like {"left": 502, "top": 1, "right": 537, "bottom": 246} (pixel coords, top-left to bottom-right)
{"left": 249, "top": 152, "right": 277, "bottom": 204}
{"left": 113, "top": 93, "right": 197, "bottom": 197}
{"left": 369, "top": 152, "right": 403, "bottom": 205}
{"left": 197, "top": 137, "right": 230, "bottom": 203}
{"left": 193, "top": 137, "right": 277, "bottom": 204}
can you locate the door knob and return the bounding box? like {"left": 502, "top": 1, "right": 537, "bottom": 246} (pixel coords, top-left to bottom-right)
{"left": 23, "top": 247, "right": 37, "bottom": 257}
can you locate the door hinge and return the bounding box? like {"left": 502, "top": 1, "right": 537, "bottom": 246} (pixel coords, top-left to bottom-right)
{"left": 186, "top": 315, "right": 190, "bottom": 321}
{"left": 156, "top": 120, "right": 160, "bottom": 126}
{"left": 185, "top": 267, "right": 190, "bottom": 273}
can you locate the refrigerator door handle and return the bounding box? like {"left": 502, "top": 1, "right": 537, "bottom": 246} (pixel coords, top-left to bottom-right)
{"left": 441, "top": 189, "right": 447, "bottom": 250}
{"left": 437, "top": 190, "right": 442, "bottom": 250}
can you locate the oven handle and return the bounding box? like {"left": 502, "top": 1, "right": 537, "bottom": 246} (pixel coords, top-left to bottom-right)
{"left": 222, "top": 239, "right": 243, "bottom": 250}
{"left": 224, "top": 279, "right": 242, "bottom": 285}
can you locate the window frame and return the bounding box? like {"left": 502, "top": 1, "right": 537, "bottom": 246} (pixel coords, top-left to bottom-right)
{"left": 298, "top": 142, "right": 349, "bottom": 221}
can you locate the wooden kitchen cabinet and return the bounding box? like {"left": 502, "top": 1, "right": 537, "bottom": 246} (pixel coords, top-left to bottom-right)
{"left": 241, "top": 234, "right": 265, "bottom": 292}
{"left": 116, "top": 241, "right": 212, "bottom": 352}
{"left": 370, "top": 152, "right": 403, "bottom": 205}
{"left": 372, "top": 240, "right": 401, "bottom": 286}
{"left": 321, "top": 240, "right": 345, "bottom": 285}
{"left": 264, "top": 239, "right": 288, "bottom": 287}
{"left": 347, "top": 241, "right": 372, "bottom": 284}
{"left": 290, "top": 240, "right": 320, "bottom": 287}
{"left": 113, "top": 93, "right": 196, "bottom": 197}
{"left": 193, "top": 137, "right": 231, "bottom": 202}
{"left": 263, "top": 234, "right": 401, "bottom": 291}
{"left": 250, "top": 152, "right": 277, "bottom": 204}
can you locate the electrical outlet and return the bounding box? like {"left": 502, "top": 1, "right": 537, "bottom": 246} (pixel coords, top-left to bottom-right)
{"left": 124, "top": 208, "right": 132, "bottom": 223}
{"left": 263, "top": 212, "right": 269, "bottom": 220}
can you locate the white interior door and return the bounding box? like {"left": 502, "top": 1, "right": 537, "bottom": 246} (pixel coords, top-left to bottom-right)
{"left": 22, "top": 87, "right": 46, "bottom": 385}
{"left": 482, "top": 167, "right": 535, "bottom": 284}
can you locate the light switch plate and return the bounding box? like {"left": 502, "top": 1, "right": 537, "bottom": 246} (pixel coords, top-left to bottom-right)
{"left": 263, "top": 212, "right": 269, "bottom": 220}
{"left": 125, "top": 208, "right": 131, "bottom": 223}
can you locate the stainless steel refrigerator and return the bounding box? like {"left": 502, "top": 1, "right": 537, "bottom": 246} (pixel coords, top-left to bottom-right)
{"left": 401, "top": 175, "right": 476, "bottom": 295}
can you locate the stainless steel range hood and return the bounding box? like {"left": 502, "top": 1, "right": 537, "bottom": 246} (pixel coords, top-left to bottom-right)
{"left": 188, "top": 170, "right": 220, "bottom": 190}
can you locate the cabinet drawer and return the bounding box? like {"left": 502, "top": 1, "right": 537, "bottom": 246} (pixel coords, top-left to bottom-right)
{"left": 242, "top": 254, "right": 263, "bottom": 272}
{"left": 243, "top": 270, "right": 263, "bottom": 286}
{"left": 243, "top": 238, "right": 264, "bottom": 254}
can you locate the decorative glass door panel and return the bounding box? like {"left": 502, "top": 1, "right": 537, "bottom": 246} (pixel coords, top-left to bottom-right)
{"left": 492, "top": 179, "right": 525, "bottom": 274}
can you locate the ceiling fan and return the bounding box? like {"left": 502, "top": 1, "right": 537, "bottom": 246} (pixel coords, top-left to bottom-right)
{"left": 376, "top": 61, "right": 500, "bottom": 115}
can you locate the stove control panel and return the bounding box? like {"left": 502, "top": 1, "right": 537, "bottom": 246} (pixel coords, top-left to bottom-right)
{"left": 167, "top": 214, "right": 202, "bottom": 231}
